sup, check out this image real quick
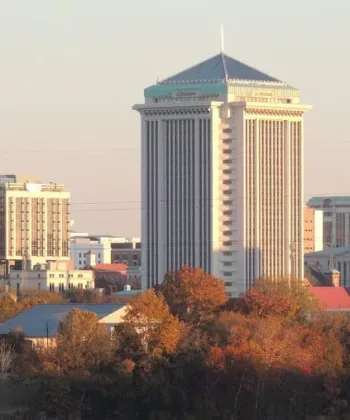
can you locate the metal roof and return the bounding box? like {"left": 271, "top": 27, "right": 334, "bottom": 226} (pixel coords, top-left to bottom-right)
{"left": 308, "top": 196, "right": 350, "bottom": 204}
{"left": 0, "top": 303, "right": 125, "bottom": 338}
{"left": 159, "top": 53, "right": 281, "bottom": 85}
{"left": 305, "top": 246, "right": 350, "bottom": 258}
{"left": 309, "top": 287, "right": 350, "bottom": 310}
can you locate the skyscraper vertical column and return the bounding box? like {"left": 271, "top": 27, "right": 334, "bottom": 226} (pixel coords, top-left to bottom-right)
{"left": 299, "top": 118, "right": 305, "bottom": 280}
{"left": 194, "top": 117, "right": 201, "bottom": 266}
{"left": 141, "top": 116, "right": 149, "bottom": 289}
{"left": 284, "top": 120, "right": 291, "bottom": 275}
{"left": 254, "top": 118, "right": 260, "bottom": 280}
{"left": 157, "top": 118, "right": 166, "bottom": 282}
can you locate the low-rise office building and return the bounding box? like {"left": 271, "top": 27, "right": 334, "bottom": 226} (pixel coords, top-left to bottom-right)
{"left": 9, "top": 260, "right": 94, "bottom": 294}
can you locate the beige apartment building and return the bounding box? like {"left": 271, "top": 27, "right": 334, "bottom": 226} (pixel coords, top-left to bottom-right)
{"left": 0, "top": 175, "right": 70, "bottom": 275}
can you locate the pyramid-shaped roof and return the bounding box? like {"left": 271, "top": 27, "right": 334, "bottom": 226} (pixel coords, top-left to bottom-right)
{"left": 160, "top": 53, "right": 281, "bottom": 85}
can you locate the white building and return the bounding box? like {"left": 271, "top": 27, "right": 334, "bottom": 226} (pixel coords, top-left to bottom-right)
{"left": 134, "top": 52, "right": 311, "bottom": 296}
{"left": 70, "top": 236, "right": 110, "bottom": 268}
{"left": 9, "top": 261, "right": 95, "bottom": 294}
{"left": 70, "top": 236, "right": 141, "bottom": 269}
{"left": 307, "top": 196, "right": 350, "bottom": 248}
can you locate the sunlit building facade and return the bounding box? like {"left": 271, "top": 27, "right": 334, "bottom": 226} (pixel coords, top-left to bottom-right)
{"left": 0, "top": 175, "right": 70, "bottom": 274}
{"left": 134, "top": 53, "right": 311, "bottom": 296}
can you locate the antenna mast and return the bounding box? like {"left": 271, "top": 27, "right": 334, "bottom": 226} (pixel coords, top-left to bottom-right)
{"left": 220, "top": 24, "right": 224, "bottom": 53}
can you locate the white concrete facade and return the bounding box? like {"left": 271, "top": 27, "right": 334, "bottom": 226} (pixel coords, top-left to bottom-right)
{"left": 70, "top": 240, "right": 109, "bottom": 269}
{"left": 134, "top": 54, "right": 311, "bottom": 296}
{"left": 70, "top": 236, "right": 140, "bottom": 269}
{"left": 9, "top": 261, "right": 95, "bottom": 293}
{"left": 307, "top": 196, "right": 350, "bottom": 249}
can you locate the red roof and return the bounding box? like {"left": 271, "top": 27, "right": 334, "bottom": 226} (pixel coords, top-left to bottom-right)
{"left": 309, "top": 287, "right": 350, "bottom": 310}
{"left": 92, "top": 263, "right": 127, "bottom": 273}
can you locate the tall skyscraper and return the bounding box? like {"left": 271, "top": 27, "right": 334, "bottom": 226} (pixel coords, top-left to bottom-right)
{"left": 134, "top": 53, "right": 311, "bottom": 296}
{"left": 0, "top": 175, "right": 70, "bottom": 274}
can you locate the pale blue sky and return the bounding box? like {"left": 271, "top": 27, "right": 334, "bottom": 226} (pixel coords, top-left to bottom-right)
{"left": 0, "top": 0, "right": 349, "bottom": 235}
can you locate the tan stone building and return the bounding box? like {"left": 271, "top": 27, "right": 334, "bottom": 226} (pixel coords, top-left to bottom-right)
{"left": 0, "top": 175, "right": 70, "bottom": 275}
{"left": 304, "top": 208, "right": 324, "bottom": 254}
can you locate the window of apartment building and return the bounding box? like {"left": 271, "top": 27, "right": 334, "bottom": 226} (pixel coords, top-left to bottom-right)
{"left": 223, "top": 262, "right": 233, "bottom": 267}
{"left": 98, "top": 253, "right": 101, "bottom": 258}
{"left": 78, "top": 283, "right": 83, "bottom": 289}
{"left": 223, "top": 210, "right": 233, "bottom": 216}
{"left": 223, "top": 272, "right": 232, "bottom": 277}
{"left": 49, "top": 283, "right": 54, "bottom": 291}
{"left": 68, "top": 283, "right": 72, "bottom": 289}
{"left": 223, "top": 221, "right": 232, "bottom": 226}
{"left": 38, "top": 273, "right": 41, "bottom": 278}
{"left": 59, "top": 283, "right": 64, "bottom": 293}
{"left": 225, "top": 282, "right": 233, "bottom": 287}
{"left": 223, "top": 252, "right": 233, "bottom": 256}
{"left": 223, "top": 241, "right": 233, "bottom": 246}
{"left": 79, "top": 260, "right": 81, "bottom": 265}
{"left": 38, "top": 282, "right": 41, "bottom": 290}
{"left": 59, "top": 274, "right": 64, "bottom": 278}
{"left": 49, "top": 274, "right": 55, "bottom": 278}
{"left": 79, "top": 253, "right": 82, "bottom": 258}
{"left": 78, "top": 274, "right": 83, "bottom": 278}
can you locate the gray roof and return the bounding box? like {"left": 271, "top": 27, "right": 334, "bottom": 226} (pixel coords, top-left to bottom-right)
{"left": 0, "top": 303, "right": 124, "bottom": 338}
{"left": 160, "top": 53, "right": 281, "bottom": 85}
{"left": 308, "top": 196, "right": 350, "bottom": 204}
{"left": 305, "top": 246, "right": 350, "bottom": 258}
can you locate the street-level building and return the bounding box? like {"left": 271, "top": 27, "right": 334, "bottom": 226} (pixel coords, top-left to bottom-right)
{"left": 305, "top": 246, "right": 350, "bottom": 287}
{"left": 0, "top": 175, "right": 70, "bottom": 275}
{"left": 9, "top": 260, "right": 94, "bottom": 294}
{"left": 134, "top": 52, "right": 311, "bottom": 296}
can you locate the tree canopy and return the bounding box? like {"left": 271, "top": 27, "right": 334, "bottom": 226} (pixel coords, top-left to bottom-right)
{"left": 161, "top": 266, "right": 227, "bottom": 324}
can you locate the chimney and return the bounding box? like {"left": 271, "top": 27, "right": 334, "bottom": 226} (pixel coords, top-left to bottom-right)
{"left": 323, "top": 269, "right": 340, "bottom": 287}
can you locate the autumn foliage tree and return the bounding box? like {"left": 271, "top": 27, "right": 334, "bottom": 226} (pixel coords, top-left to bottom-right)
{"left": 229, "top": 276, "right": 318, "bottom": 320}
{"left": 55, "top": 309, "right": 113, "bottom": 372}
{"left": 161, "top": 266, "right": 227, "bottom": 325}
{"left": 122, "top": 289, "right": 181, "bottom": 355}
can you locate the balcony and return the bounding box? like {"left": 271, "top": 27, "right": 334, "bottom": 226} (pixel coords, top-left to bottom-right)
{"left": 220, "top": 132, "right": 233, "bottom": 141}
{"left": 219, "top": 160, "right": 233, "bottom": 170}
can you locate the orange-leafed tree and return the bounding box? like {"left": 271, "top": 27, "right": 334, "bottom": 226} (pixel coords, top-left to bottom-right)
{"left": 161, "top": 266, "right": 227, "bottom": 325}
{"left": 56, "top": 308, "right": 113, "bottom": 372}
{"left": 235, "top": 276, "right": 318, "bottom": 320}
{"left": 123, "top": 289, "right": 181, "bottom": 356}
